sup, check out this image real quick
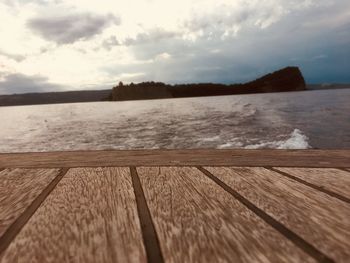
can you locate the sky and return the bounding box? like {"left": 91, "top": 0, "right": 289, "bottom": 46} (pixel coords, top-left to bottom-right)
{"left": 0, "top": 0, "right": 349, "bottom": 94}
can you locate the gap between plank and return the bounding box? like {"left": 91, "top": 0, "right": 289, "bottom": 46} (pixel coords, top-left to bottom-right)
{"left": 0, "top": 168, "right": 69, "bottom": 255}
{"left": 197, "top": 166, "right": 334, "bottom": 263}
{"left": 130, "top": 167, "right": 164, "bottom": 263}
{"left": 267, "top": 167, "right": 350, "bottom": 204}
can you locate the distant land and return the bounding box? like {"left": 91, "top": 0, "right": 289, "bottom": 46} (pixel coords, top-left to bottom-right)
{"left": 0, "top": 90, "right": 111, "bottom": 107}
{"left": 0, "top": 67, "right": 349, "bottom": 107}
{"left": 110, "top": 67, "right": 306, "bottom": 101}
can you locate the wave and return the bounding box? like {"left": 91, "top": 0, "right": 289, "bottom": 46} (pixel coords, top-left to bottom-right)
{"left": 244, "top": 129, "right": 310, "bottom": 149}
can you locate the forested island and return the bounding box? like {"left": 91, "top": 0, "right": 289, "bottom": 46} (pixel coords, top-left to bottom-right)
{"left": 110, "top": 67, "right": 306, "bottom": 101}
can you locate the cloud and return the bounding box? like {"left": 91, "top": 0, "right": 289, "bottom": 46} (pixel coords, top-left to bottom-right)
{"left": 102, "top": 36, "right": 121, "bottom": 51}
{"left": 184, "top": 4, "right": 253, "bottom": 39}
{"left": 124, "top": 29, "right": 178, "bottom": 46}
{"left": 1, "top": 0, "right": 350, "bottom": 89}
{"left": 106, "top": 0, "right": 350, "bottom": 84}
{"left": 0, "top": 73, "right": 67, "bottom": 94}
{"left": 290, "top": 54, "right": 328, "bottom": 62}
{"left": 0, "top": 50, "right": 26, "bottom": 62}
{"left": 27, "top": 13, "right": 120, "bottom": 44}
{"left": 3, "top": 0, "right": 62, "bottom": 7}
{"left": 182, "top": 0, "right": 317, "bottom": 40}
{"left": 100, "top": 28, "right": 179, "bottom": 54}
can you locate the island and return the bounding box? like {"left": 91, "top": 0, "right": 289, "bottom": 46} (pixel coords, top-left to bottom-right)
{"left": 110, "top": 67, "right": 306, "bottom": 101}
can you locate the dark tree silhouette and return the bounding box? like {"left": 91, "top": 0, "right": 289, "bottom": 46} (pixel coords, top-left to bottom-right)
{"left": 110, "top": 67, "right": 306, "bottom": 101}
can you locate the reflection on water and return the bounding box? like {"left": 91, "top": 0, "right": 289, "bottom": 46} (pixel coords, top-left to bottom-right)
{"left": 0, "top": 89, "right": 349, "bottom": 152}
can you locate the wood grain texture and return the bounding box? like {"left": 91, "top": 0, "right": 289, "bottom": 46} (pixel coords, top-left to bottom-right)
{"left": 0, "top": 149, "right": 349, "bottom": 168}
{"left": 205, "top": 167, "right": 350, "bottom": 262}
{"left": 137, "top": 167, "right": 315, "bottom": 263}
{"left": 0, "top": 168, "right": 60, "bottom": 238}
{"left": 0, "top": 167, "right": 146, "bottom": 263}
{"left": 274, "top": 167, "right": 350, "bottom": 200}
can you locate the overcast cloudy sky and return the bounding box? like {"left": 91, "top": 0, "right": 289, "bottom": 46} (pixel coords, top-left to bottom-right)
{"left": 0, "top": 0, "right": 349, "bottom": 94}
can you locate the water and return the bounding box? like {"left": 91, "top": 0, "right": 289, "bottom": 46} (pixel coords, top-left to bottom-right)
{"left": 0, "top": 89, "right": 349, "bottom": 152}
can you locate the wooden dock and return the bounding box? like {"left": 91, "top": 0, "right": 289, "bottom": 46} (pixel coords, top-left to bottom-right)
{"left": 0, "top": 150, "right": 349, "bottom": 262}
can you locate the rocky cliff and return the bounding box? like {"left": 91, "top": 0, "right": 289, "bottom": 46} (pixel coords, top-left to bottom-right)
{"left": 244, "top": 67, "right": 306, "bottom": 93}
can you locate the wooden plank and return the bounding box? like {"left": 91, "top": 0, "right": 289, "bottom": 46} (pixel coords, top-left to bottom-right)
{"left": 0, "top": 150, "right": 349, "bottom": 168}
{"left": 205, "top": 167, "right": 350, "bottom": 262}
{"left": 0, "top": 167, "right": 146, "bottom": 263}
{"left": 0, "top": 168, "right": 68, "bottom": 255}
{"left": 0, "top": 168, "right": 60, "bottom": 238}
{"left": 273, "top": 167, "right": 350, "bottom": 201}
{"left": 137, "top": 167, "right": 315, "bottom": 263}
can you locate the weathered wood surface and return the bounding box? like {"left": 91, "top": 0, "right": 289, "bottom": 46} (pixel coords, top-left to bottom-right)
{"left": 0, "top": 168, "right": 146, "bottom": 263}
{"left": 0, "top": 149, "right": 349, "bottom": 168}
{"left": 0, "top": 150, "right": 349, "bottom": 263}
{"left": 274, "top": 167, "right": 350, "bottom": 200}
{"left": 0, "top": 169, "right": 59, "bottom": 238}
{"left": 205, "top": 167, "right": 350, "bottom": 262}
{"left": 137, "top": 167, "right": 314, "bottom": 263}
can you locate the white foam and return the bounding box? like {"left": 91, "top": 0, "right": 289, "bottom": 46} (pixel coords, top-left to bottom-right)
{"left": 244, "top": 129, "right": 310, "bottom": 149}
{"left": 201, "top": 136, "right": 220, "bottom": 142}
{"left": 218, "top": 143, "right": 234, "bottom": 149}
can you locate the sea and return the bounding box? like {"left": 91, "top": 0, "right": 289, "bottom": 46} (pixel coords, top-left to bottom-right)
{"left": 0, "top": 88, "right": 349, "bottom": 153}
